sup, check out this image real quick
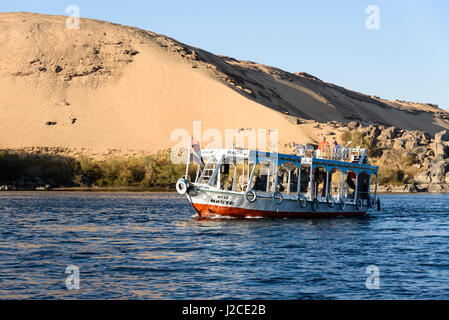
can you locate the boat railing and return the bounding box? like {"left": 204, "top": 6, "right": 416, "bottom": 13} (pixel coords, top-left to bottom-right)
{"left": 296, "top": 144, "right": 367, "bottom": 163}
{"left": 332, "top": 147, "right": 351, "bottom": 161}
{"left": 295, "top": 144, "right": 315, "bottom": 158}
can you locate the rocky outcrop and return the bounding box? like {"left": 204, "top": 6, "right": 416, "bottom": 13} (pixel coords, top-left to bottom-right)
{"left": 350, "top": 124, "right": 449, "bottom": 192}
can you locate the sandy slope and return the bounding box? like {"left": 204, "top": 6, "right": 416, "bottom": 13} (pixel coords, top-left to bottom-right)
{"left": 1, "top": 12, "right": 448, "bottom": 157}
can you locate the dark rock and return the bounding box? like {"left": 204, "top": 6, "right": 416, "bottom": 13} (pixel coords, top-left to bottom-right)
{"left": 393, "top": 138, "right": 407, "bottom": 149}
{"left": 123, "top": 49, "right": 139, "bottom": 56}
{"left": 416, "top": 171, "right": 431, "bottom": 184}
{"left": 0, "top": 185, "right": 15, "bottom": 191}
{"left": 347, "top": 121, "right": 359, "bottom": 130}
{"left": 91, "top": 65, "right": 103, "bottom": 72}
{"left": 405, "top": 139, "right": 418, "bottom": 150}
{"left": 364, "top": 124, "right": 380, "bottom": 138}
{"left": 428, "top": 159, "right": 449, "bottom": 183}
{"left": 434, "top": 142, "right": 449, "bottom": 159}
{"left": 435, "top": 130, "right": 449, "bottom": 143}
{"left": 378, "top": 126, "right": 399, "bottom": 140}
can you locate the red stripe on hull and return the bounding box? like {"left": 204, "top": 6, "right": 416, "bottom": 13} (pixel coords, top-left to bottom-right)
{"left": 192, "top": 203, "right": 366, "bottom": 219}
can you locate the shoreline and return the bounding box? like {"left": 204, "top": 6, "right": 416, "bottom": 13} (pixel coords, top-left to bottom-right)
{"left": 0, "top": 187, "right": 447, "bottom": 195}
{"left": 0, "top": 186, "right": 176, "bottom": 193}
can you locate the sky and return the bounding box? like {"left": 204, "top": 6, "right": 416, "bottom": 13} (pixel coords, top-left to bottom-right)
{"left": 1, "top": 0, "right": 449, "bottom": 109}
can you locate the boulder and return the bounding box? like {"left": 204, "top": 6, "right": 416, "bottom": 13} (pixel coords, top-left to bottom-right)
{"left": 393, "top": 138, "right": 407, "bottom": 149}
{"left": 427, "top": 184, "right": 449, "bottom": 193}
{"left": 435, "top": 130, "right": 449, "bottom": 143}
{"left": 400, "top": 130, "right": 429, "bottom": 147}
{"left": 416, "top": 131, "right": 430, "bottom": 145}
{"left": 403, "top": 184, "right": 418, "bottom": 193}
{"left": 347, "top": 121, "right": 359, "bottom": 130}
{"left": 428, "top": 159, "right": 449, "bottom": 183}
{"left": 0, "top": 185, "right": 15, "bottom": 191}
{"left": 380, "top": 126, "right": 399, "bottom": 140}
{"left": 415, "top": 171, "right": 431, "bottom": 184}
{"left": 433, "top": 142, "right": 449, "bottom": 159}
{"left": 415, "top": 184, "right": 429, "bottom": 192}
{"left": 364, "top": 124, "right": 380, "bottom": 139}
{"left": 377, "top": 138, "right": 393, "bottom": 149}
{"left": 405, "top": 139, "right": 418, "bottom": 150}
{"left": 445, "top": 172, "right": 449, "bottom": 184}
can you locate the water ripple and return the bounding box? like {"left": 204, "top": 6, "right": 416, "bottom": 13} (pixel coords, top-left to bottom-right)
{"left": 1, "top": 192, "right": 449, "bottom": 299}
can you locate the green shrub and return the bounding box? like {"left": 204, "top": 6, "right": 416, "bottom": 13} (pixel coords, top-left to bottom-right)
{"left": 340, "top": 130, "right": 379, "bottom": 157}
{"left": 0, "top": 149, "right": 188, "bottom": 190}
{"left": 377, "top": 167, "right": 405, "bottom": 185}
{"left": 400, "top": 154, "right": 416, "bottom": 167}
{"left": 0, "top": 152, "right": 77, "bottom": 185}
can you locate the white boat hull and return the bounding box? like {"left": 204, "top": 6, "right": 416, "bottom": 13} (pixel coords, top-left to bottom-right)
{"left": 187, "top": 189, "right": 370, "bottom": 218}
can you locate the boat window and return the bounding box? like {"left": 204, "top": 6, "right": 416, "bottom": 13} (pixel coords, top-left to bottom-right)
{"left": 208, "top": 156, "right": 252, "bottom": 192}
{"left": 277, "top": 163, "right": 299, "bottom": 194}
{"left": 357, "top": 172, "right": 370, "bottom": 200}
{"left": 343, "top": 170, "right": 357, "bottom": 200}
{"left": 249, "top": 160, "right": 276, "bottom": 193}
{"left": 235, "top": 159, "right": 252, "bottom": 192}
{"left": 329, "top": 168, "right": 343, "bottom": 201}
{"left": 312, "top": 166, "right": 327, "bottom": 200}
{"left": 218, "top": 156, "right": 237, "bottom": 191}
{"left": 218, "top": 163, "right": 233, "bottom": 191}
{"left": 299, "top": 166, "right": 311, "bottom": 196}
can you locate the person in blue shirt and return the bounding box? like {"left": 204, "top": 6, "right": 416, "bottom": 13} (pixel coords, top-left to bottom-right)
{"left": 332, "top": 138, "right": 341, "bottom": 157}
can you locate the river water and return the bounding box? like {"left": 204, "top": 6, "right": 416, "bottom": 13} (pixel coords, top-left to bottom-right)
{"left": 0, "top": 192, "right": 448, "bottom": 299}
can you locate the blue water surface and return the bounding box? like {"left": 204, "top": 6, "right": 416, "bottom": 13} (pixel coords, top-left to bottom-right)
{"left": 0, "top": 192, "right": 448, "bottom": 299}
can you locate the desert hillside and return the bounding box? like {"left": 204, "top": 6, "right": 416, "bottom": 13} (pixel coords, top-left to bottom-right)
{"left": 1, "top": 12, "right": 448, "bottom": 157}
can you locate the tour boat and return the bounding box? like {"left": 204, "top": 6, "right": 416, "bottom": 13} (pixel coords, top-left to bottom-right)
{"left": 176, "top": 144, "right": 379, "bottom": 218}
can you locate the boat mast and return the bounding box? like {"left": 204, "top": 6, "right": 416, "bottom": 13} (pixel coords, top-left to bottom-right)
{"left": 185, "top": 143, "right": 191, "bottom": 178}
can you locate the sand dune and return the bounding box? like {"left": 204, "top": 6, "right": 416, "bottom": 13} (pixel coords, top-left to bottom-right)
{"left": 1, "top": 12, "right": 448, "bottom": 157}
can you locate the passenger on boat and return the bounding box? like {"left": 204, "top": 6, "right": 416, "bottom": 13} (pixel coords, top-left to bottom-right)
{"left": 345, "top": 172, "right": 357, "bottom": 199}
{"left": 277, "top": 170, "right": 287, "bottom": 192}
{"left": 357, "top": 172, "right": 370, "bottom": 199}
{"left": 318, "top": 137, "right": 329, "bottom": 152}
{"left": 347, "top": 172, "right": 356, "bottom": 190}
{"left": 318, "top": 137, "right": 332, "bottom": 159}
{"left": 312, "top": 168, "right": 327, "bottom": 199}
{"left": 300, "top": 168, "right": 310, "bottom": 193}
{"left": 332, "top": 139, "right": 341, "bottom": 158}
{"left": 253, "top": 175, "right": 266, "bottom": 191}
{"left": 320, "top": 170, "right": 327, "bottom": 197}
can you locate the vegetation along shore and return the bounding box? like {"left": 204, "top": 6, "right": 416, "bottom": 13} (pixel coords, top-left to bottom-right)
{"left": 2, "top": 122, "right": 449, "bottom": 193}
